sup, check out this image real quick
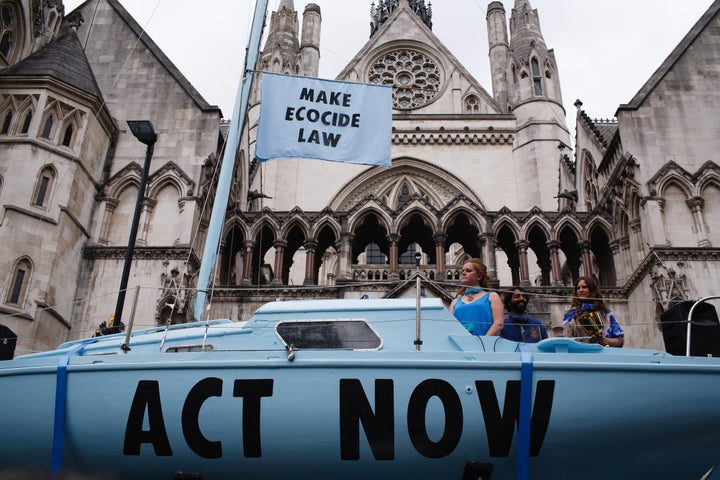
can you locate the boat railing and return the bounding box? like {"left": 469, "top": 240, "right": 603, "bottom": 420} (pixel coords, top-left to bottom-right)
{"left": 686, "top": 295, "right": 720, "bottom": 357}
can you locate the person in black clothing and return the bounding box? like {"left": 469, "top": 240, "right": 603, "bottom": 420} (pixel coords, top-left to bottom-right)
{"left": 500, "top": 286, "right": 548, "bottom": 343}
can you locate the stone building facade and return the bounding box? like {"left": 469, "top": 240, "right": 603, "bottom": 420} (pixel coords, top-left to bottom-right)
{"left": 1, "top": 0, "right": 719, "bottom": 355}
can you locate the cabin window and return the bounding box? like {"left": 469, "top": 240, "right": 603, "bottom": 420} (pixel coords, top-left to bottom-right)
{"left": 165, "top": 344, "right": 214, "bottom": 353}
{"left": 276, "top": 320, "right": 381, "bottom": 350}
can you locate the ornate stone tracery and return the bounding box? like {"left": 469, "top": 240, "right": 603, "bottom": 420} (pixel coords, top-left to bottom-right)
{"left": 368, "top": 48, "right": 442, "bottom": 110}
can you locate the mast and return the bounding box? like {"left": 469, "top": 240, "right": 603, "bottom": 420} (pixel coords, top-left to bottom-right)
{"left": 193, "top": 0, "right": 269, "bottom": 320}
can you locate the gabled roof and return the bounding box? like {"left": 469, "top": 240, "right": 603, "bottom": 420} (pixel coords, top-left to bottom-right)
{"left": 99, "top": 0, "right": 219, "bottom": 113}
{"left": 0, "top": 31, "right": 103, "bottom": 100}
{"left": 618, "top": 0, "right": 720, "bottom": 112}
{"left": 336, "top": 1, "right": 500, "bottom": 113}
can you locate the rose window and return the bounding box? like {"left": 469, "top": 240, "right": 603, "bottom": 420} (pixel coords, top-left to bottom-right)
{"left": 368, "top": 49, "right": 442, "bottom": 110}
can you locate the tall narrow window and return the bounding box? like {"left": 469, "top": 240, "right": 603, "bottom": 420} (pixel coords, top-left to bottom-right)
{"left": 6, "top": 258, "right": 31, "bottom": 306}
{"left": 0, "top": 3, "right": 18, "bottom": 65}
{"left": 41, "top": 115, "right": 54, "bottom": 138}
{"left": 32, "top": 166, "right": 55, "bottom": 208}
{"left": 20, "top": 111, "right": 31, "bottom": 133}
{"left": 398, "top": 185, "right": 411, "bottom": 207}
{"left": 531, "top": 57, "right": 542, "bottom": 95}
{"left": 62, "top": 124, "right": 73, "bottom": 146}
{"left": 1, "top": 111, "right": 11, "bottom": 134}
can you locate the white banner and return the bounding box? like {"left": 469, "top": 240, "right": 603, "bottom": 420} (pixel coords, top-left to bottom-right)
{"left": 255, "top": 73, "right": 392, "bottom": 168}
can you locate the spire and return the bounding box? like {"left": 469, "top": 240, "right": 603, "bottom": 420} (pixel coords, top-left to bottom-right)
{"left": 259, "top": 0, "right": 300, "bottom": 74}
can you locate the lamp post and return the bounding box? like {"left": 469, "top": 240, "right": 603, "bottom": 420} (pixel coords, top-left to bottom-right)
{"left": 112, "top": 120, "right": 157, "bottom": 337}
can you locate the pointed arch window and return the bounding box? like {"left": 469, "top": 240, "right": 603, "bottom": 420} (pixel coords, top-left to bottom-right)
{"left": 41, "top": 115, "right": 54, "bottom": 139}
{"left": 531, "top": 57, "right": 543, "bottom": 95}
{"left": 20, "top": 110, "right": 32, "bottom": 134}
{"left": 62, "top": 123, "right": 74, "bottom": 146}
{"left": 398, "top": 185, "right": 411, "bottom": 208}
{"left": 0, "top": 2, "right": 19, "bottom": 66}
{"left": 6, "top": 257, "right": 32, "bottom": 306}
{"left": 464, "top": 95, "right": 480, "bottom": 114}
{"left": 512, "top": 64, "right": 518, "bottom": 84}
{"left": 32, "top": 166, "right": 56, "bottom": 208}
{"left": 1, "top": 110, "right": 11, "bottom": 134}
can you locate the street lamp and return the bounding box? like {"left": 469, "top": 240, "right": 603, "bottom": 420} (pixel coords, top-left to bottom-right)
{"left": 110, "top": 121, "right": 157, "bottom": 339}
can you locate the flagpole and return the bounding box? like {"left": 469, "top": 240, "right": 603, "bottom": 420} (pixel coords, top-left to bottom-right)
{"left": 193, "top": 0, "right": 268, "bottom": 321}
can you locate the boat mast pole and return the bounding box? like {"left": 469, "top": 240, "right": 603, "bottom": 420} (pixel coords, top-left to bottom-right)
{"left": 193, "top": 0, "right": 268, "bottom": 321}
{"left": 414, "top": 252, "right": 422, "bottom": 351}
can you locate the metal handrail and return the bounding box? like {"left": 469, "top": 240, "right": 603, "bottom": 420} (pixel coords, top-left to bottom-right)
{"left": 686, "top": 295, "right": 720, "bottom": 357}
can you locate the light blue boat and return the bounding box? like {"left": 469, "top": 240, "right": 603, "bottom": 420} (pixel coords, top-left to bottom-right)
{"left": 1, "top": 297, "right": 720, "bottom": 479}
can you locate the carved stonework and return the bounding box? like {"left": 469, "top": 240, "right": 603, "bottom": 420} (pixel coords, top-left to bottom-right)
{"left": 650, "top": 264, "right": 690, "bottom": 311}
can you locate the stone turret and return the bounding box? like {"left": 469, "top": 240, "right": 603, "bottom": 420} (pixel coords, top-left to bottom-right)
{"left": 501, "top": 0, "right": 571, "bottom": 210}
{"left": 300, "top": 4, "right": 321, "bottom": 77}
{"left": 259, "top": 0, "right": 301, "bottom": 74}
{"left": 486, "top": 1, "right": 510, "bottom": 113}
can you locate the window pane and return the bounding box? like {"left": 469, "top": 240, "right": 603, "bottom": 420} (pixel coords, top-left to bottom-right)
{"left": 41, "top": 116, "right": 53, "bottom": 138}
{"left": 35, "top": 176, "right": 49, "bottom": 206}
{"left": 21, "top": 112, "right": 32, "bottom": 133}
{"left": 9, "top": 268, "right": 25, "bottom": 304}
{"left": 1, "top": 111, "right": 11, "bottom": 134}
{"left": 276, "top": 320, "right": 381, "bottom": 349}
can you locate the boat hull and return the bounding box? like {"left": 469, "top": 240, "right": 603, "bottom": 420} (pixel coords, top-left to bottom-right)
{"left": 2, "top": 350, "right": 720, "bottom": 479}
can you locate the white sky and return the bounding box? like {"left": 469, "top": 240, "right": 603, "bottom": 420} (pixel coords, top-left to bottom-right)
{"left": 63, "top": 0, "right": 714, "bottom": 130}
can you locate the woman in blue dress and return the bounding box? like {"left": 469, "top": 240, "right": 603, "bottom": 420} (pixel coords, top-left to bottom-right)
{"left": 562, "top": 276, "right": 625, "bottom": 347}
{"left": 449, "top": 258, "right": 504, "bottom": 336}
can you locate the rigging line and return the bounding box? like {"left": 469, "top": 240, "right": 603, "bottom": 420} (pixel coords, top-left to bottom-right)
{"left": 77, "top": 0, "right": 102, "bottom": 51}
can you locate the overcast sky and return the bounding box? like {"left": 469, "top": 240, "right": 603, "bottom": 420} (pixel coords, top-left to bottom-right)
{"left": 64, "top": 0, "right": 714, "bottom": 132}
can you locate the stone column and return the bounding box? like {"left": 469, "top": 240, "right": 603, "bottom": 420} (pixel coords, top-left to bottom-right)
{"left": 241, "top": 240, "right": 255, "bottom": 285}
{"left": 98, "top": 199, "right": 117, "bottom": 245}
{"left": 303, "top": 240, "right": 318, "bottom": 286}
{"left": 640, "top": 197, "right": 666, "bottom": 248}
{"left": 609, "top": 240, "right": 622, "bottom": 284}
{"left": 629, "top": 219, "right": 646, "bottom": 261}
{"left": 687, "top": 197, "right": 711, "bottom": 247}
{"left": 137, "top": 197, "right": 156, "bottom": 246}
{"left": 388, "top": 234, "right": 400, "bottom": 280}
{"left": 480, "top": 232, "right": 496, "bottom": 281}
{"left": 617, "top": 236, "right": 631, "bottom": 282}
{"left": 434, "top": 233, "right": 446, "bottom": 278}
{"left": 547, "top": 240, "right": 563, "bottom": 286}
{"left": 516, "top": 240, "right": 530, "bottom": 286}
{"left": 271, "top": 240, "right": 287, "bottom": 286}
{"left": 579, "top": 241, "right": 594, "bottom": 278}
{"left": 338, "top": 232, "right": 354, "bottom": 281}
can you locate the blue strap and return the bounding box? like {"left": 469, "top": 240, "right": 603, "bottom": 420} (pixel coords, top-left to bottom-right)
{"left": 516, "top": 348, "right": 533, "bottom": 480}
{"left": 52, "top": 341, "right": 93, "bottom": 475}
